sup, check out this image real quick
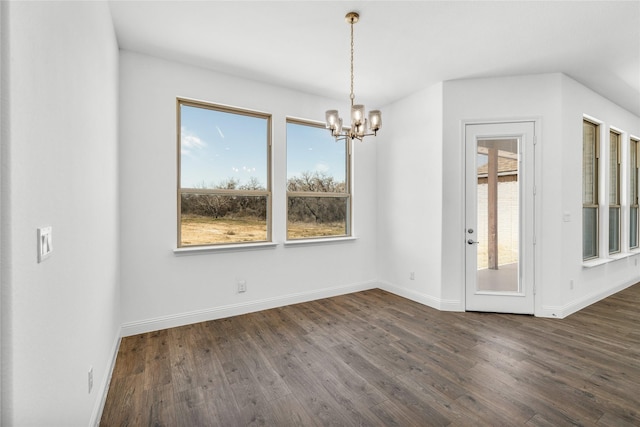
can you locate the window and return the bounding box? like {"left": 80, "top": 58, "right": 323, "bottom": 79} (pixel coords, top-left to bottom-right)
{"left": 177, "top": 99, "right": 271, "bottom": 247}
{"left": 583, "top": 120, "right": 599, "bottom": 260}
{"left": 286, "top": 119, "right": 350, "bottom": 239}
{"left": 609, "top": 130, "right": 621, "bottom": 254}
{"left": 631, "top": 138, "right": 640, "bottom": 249}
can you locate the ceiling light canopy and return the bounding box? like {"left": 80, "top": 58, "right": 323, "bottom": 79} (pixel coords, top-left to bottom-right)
{"left": 325, "top": 12, "right": 381, "bottom": 142}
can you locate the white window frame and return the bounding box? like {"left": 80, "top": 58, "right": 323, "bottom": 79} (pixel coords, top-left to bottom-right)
{"left": 583, "top": 118, "right": 600, "bottom": 261}
{"left": 177, "top": 98, "right": 272, "bottom": 248}
{"left": 285, "top": 118, "right": 352, "bottom": 241}
{"left": 630, "top": 137, "right": 640, "bottom": 250}
{"left": 609, "top": 129, "right": 621, "bottom": 254}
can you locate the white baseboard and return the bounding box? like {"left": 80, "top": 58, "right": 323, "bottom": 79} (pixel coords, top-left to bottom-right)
{"left": 90, "top": 327, "right": 122, "bottom": 427}
{"left": 539, "top": 279, "right": 638, "bottom": 319}
{"left": 378, "top": 280, "right": 464, "bottom": 312}
{"left": 121, "top": 280, "right": 378, "bottom": 336}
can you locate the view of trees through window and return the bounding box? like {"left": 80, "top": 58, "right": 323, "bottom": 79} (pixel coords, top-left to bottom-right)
{"left": 286, "top": 120, "right": 350, "bottom": 239}
{"left": 178, "top": 101, "right": 352, "bottom": 247}
{"left": 178, "top": 100, "right": 271, "bottom": 246}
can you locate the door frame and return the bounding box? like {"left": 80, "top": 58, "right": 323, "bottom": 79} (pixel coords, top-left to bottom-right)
{"left": 461, "top": 118, "right": 541, "bottom": 315}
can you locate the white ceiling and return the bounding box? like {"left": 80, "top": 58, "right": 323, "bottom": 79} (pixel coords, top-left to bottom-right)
{"left": 108, "top": 1, "right": 640, "bottom": 116}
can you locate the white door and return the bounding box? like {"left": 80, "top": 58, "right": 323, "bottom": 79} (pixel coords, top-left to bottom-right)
{"left": 465, "top": 122, "right": 535, "bottom": 314}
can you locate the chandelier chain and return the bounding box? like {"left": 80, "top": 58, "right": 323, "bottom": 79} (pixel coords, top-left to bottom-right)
{"left": 350, "top": 20, "right": 355, "bottom": 106}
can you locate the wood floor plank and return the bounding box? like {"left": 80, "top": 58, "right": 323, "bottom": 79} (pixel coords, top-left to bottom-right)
{"left": 597, "top": 411, "right": 640, "bottom": 427}
{"left": 102, "top": 284, "right": 640, "bottom": 426}
{"left": 268, "top": 394, "right": 321, "bottom": 427}
{"left": 111, "top": 334, "right": 147, "bottom": 380}
{"left": 174, "top": 386, "right": 218, "bottom": 426}
{"left": 284, "top": 345, "right": 384, "bottom": 425}
{"left": 99, "top": 374, "right": 146, "bottom": 426}
{"left": 269, "top": 350, "right": 354, "bottom": 426}
{"left": 332, "top": 343, "right": 451, "bottom": 425}
{"left": 142, "top": 329, "right": 172, "bottom": 391}
{"left": 461, "top": 345, "right": 591, "bottom": 426}
{"left": 168, "top": 326, "right": 201, "bottom": 393}
{"left": 453, "top": 393, "right": 517, "bottom": 426}
{"left": 394, "top": 371, "right": 480, "bottom": 425}
{"left": 232, "top": 331, "right": 292, "bottom": 402}
{"left": 368, "top": 398, "right": 433, "bottom": 427}
{"left": 141, "top": 384, "right": 177, "bottom": 427}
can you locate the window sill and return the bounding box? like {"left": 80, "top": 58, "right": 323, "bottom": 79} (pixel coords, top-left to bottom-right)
{"left": 582, "top": 252, "right": 636, "bottom": 268}
{"left": 284, "top": 236, "right": 358, "bottom": 247}
{"left": 608, "top": 252, "right": 634, "bottom": 261}
{"left": 173, "top": 241, "right": 278, "bottom": 255}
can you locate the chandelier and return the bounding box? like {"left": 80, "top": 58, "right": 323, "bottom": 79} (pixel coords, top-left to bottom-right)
{"left": 325, "top": 12, "right": 382, "bottom": 142}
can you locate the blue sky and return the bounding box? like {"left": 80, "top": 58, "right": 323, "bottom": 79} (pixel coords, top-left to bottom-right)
{"left": 180, "top": 105, "right": 267, "bottom": 189}
{"left": 180, "top": 104, "right": 346, "bottom": 189}
{"left": 286, "top": 121, "right": 346, "bottom": 183}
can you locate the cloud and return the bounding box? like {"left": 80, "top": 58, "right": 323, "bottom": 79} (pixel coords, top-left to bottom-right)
{"left": 181, "top": 127, "right": 207, "bottom": 156}
{"left": 315, "top": 162, "right": 330, "bottom": 173}
{"left": 231, "top": 166, "right": 257, "bottom": 174}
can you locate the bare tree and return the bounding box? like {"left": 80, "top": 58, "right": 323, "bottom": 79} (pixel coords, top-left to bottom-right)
{"left": 287, "top": 172, "right": 346, "bottom": 223}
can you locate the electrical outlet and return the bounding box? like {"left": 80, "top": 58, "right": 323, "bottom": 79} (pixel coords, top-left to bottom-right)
{"left": 88, "top": 366, "right": 93, "bottom": 394}
{"left": 237, "top": 280, "right": 247, "bottom": 293}
{"left": 570, "top": 279, "right": 574, "bottom": 290}
{"left": 409, "top": 272, "right": 415, "bottom": 280}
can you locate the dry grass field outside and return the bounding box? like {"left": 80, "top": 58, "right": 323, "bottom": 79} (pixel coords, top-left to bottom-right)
{"left": 287, "top": 221, "right": 346, "bottom": 239}
{"left": 180, "top": 215, "right": 345, "bottom": 246}
{"left": 181, "top": 216, "right": 267, "bottom": 246}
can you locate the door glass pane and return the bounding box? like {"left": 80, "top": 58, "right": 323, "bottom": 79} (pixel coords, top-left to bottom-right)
{"left": 476, "top": 138, "right": 519, "bottom": 292}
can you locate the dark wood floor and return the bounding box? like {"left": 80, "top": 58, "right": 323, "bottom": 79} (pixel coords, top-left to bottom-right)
{"left": 101, "top": 284, "right": 640, "bottom": 426}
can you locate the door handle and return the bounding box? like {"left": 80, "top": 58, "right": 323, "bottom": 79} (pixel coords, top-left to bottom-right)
{"left": 467, "top": 239, "right": 479, "bottom": 245}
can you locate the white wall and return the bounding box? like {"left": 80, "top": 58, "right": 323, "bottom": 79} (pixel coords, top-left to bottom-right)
{"left": 442, "top": 73, "right": 640, "bottom": 317}
{"left": 119, "top": 51, "right": 379, "bottom": 335}
{"left": 557, "top": 75, "right": 640, "bottom": 315}
{"left": 376, "top": 84, "right": 448, "bottom": 308}
{"left": 442, "top": 74, "right": 563, "bottom": 312}
{"left": 0, "top": 0, "right": 5, "bottom": 419}
{"left": 1, "top": 2, "right": 120, "bottom": 426}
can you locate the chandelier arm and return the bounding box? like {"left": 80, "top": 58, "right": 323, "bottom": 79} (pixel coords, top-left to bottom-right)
{"left": 332, "top": 130, "right": 377, "bottom": 142}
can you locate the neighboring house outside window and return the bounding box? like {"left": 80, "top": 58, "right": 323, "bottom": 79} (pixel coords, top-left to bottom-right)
{"left": 177, "top": 99, "right": 271, "bottom": 247}
{"left": 286, "top": 119, "right": 351, "bottom": 240}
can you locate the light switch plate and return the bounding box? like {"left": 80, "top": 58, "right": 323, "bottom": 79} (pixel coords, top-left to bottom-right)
{"left": 37, "top": 226, "right": 52, "bottom": 263}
